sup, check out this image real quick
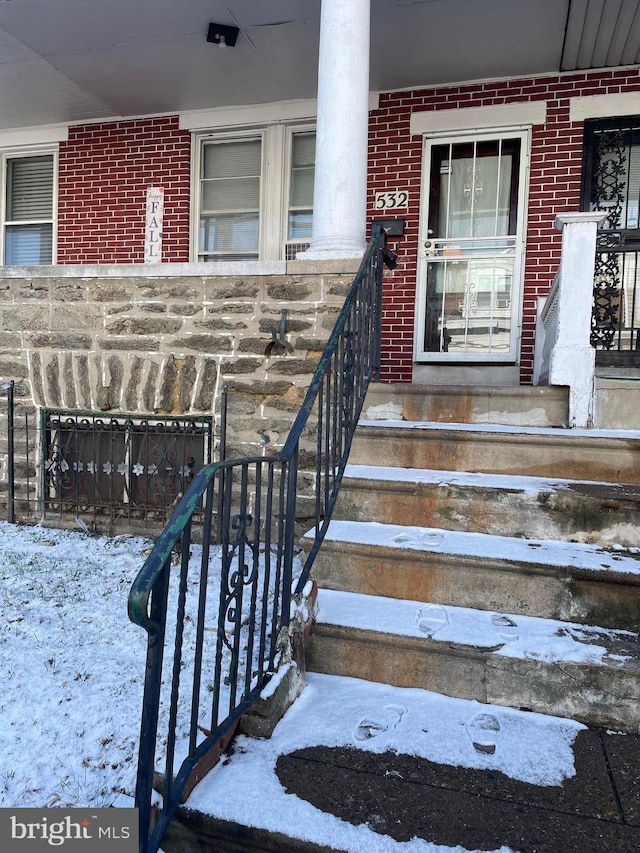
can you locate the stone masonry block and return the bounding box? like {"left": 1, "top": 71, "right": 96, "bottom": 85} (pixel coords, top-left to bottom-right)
{"left": 0, "top": 360, "right": 28, "bottom": 379}
{"left": 51, "top": 281, "right": 87, "bottom": 301}
{"left": 169, "top": 304, "right": 200, "bottom": 317}
{"left": 15, "top": 281, "right": 50, "bottom": 300}
{"left": 205, "top": 278, "right": 261, "bottom": 299}
{"left": 106, "top": 317, "right": 182, "bottom": 335}
{"left": 268, "top": 358, "right": 319, "bottom": 376}
{"left": 135, "top": 280, "right": 203, "bottom": 300}
{"left": 266, "top": 281, "right": 314, "bottom": 301}
{"left": 2, "top": 306, "right": 49, "bottom": 331}
{"left": 194, "top": 318, "right": 248, "bottom": 331}
{"left": 99, "top": 338, "right": 162, "bottom": 352}
{"left": 26, "top": 333, "right": 92, "bottom": 350}
{"left": 173, "top": 334, "right": 233, "bottom": 354}
{"left": 221, "top": 358, "right": 264, "bottom": 375}
{"left": 89, "top": 281, "right": 135, "bottom": 302}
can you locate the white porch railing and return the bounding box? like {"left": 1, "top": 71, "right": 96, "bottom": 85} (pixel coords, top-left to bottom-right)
{"left": 533, "top": 212, "right": 607, "bottom": 428}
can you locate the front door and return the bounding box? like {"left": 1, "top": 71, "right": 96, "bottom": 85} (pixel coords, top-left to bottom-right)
{"left": 415, "top": 132, "right": 528, "bottom": 362}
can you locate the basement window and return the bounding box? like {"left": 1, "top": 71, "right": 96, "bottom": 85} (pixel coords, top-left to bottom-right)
{"left": 42, "top": 410, "right": 214, "bottom": 523}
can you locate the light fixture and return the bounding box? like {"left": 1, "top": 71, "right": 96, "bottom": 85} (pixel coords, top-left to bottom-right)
{"left": 207, "top": 23, "right": 239, "bottom": 49}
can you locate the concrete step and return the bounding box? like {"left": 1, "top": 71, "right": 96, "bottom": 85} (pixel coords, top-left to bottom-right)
{"left": 165, "top": 672, "right": 640, "bottom": 853}
{"left": 349, "top": 421, "right": 640, "bottom": 483}
{"left": 363, "top": 382, "right": 569, "bottom": 426}
{"left": 307, "top": 520, "right": 640, "bottom": 632}
{"left": 336, "top": 465, "right": 640, "bottom": 544}
{"left": 306, "top": 589, "right": 640, "bottom": 732}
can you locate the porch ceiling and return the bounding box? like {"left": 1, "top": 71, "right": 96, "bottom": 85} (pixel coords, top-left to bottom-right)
{"left": 0, "top": 0, "right": 638, "bottom": 132}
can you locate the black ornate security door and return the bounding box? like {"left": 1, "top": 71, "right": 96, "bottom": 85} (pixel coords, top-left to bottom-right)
{"left": 583, "top": 118, "right": 640, "bottom": 363}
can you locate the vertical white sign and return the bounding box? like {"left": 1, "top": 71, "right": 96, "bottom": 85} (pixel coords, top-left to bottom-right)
{"left": 144, "top": 186, "right": 164, "bottom": 264}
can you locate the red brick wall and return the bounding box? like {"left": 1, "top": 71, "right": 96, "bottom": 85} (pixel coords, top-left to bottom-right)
{"left": 57, "top": 116, "right": 191, "bottom": 264}
{"left": 368, "top": 68, "right": 640, "bottom": 383}
{"left": 54, "top": 69, "right": 640, "bottom": 382}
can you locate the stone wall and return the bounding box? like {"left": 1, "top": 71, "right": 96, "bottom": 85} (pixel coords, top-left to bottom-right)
{"left": 0, "top": 259, "right": 358, "bottom": 523}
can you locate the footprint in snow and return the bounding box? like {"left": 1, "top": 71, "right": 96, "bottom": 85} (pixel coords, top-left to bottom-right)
{"left": 465, "top": 712, "right": 501, "bottom": 755}
{"left": 417, "top": 604, "right": 448, "bottom": 637}
{"left": 491, "top": 613, "right": 519, "bottom": 643}
{"left": 354, "top": 704, "right": 408, "bottom": 742}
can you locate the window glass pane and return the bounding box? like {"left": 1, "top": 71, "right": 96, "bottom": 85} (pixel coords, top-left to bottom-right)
{"left": 199, "top": 213, "right": 259, "bottom": 257}
{"left": 201, "top": 176, "right": 260, "bottom": 211}
{"left": 437, "top": 143, "right": 514, "bottom": 239}
{"left": 292, "top": 133, "right": 315, "bottom": 167}
{"left": 290, "top": 168, "right": 314, "bottom": 207}
{"left": 199, "top": 139, "right": 261, "bottom": 259}
{"left": 288, "top": 211, "right": 313, "bottom": 240}
{"left": 289, "top": 132, "right": 315, "bottom": 240}
{"left": 202, "top": 139, "right": 261, "bottom": 179}
{"left": 6, "top": 155, "right": 54, "bottom": 220}
{"left": 5, "top": 223, "right": 53, "bottom": 264}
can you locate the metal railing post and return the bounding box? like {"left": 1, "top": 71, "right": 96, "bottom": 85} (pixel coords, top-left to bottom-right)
{"left": 4, "top": 380, "right": 15, "bottom": 524}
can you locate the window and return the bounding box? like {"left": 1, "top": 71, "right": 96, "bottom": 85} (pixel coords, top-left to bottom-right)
{"left": 194, "top": 126, "right": 315, "bottom": 262}
{"left": 3, "top": 153, "right": 55, "bottom": 264}
{"left": 198, "top": 138, "right": 262, "bottom": 262}
{"left": 43, "top": 410, "right": 213, "bottom": 523}
{"left": 288, "top": 132, "right": 315, "bottom": 241}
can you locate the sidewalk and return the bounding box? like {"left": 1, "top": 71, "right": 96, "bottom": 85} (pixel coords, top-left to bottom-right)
{"left": 162, "top": 673, "right": 640, "bottom": 853}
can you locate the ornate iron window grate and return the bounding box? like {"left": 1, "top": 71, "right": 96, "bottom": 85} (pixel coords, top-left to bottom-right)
{"left": 583, "top": 118, "right": 640, "bottom": 362}
{"left": 42, "top": 410, "right": 214, "bottom": 527}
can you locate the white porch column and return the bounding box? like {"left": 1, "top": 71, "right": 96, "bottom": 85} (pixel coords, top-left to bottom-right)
{"left": 549, "top": 212, "right": 607, "bottom": 427}
{"left": 301, "top": 0, "right": 370, "bottom": 259}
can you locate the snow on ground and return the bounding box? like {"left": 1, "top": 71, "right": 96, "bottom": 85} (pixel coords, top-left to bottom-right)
{"left": 0, "top": 520, "right": 595, "bottom": 853}
{"left": 187, "top": 671, "right": 585, "bottom": 853}
{"left": 0, "top": 521, "right": 150, "bottom": 807}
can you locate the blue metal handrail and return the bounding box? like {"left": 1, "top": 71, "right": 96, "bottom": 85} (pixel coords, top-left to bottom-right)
{"left": 128, "top": 225, "right": 396, "bottom": 853}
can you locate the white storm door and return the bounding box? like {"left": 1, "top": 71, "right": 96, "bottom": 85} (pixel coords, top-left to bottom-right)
{"left": 415, "top": 132, "right": 528, "bottom": 362}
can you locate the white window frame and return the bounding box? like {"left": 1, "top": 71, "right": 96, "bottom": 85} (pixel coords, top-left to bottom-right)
{"left": 191, "top": 123, "right": 315, "bottom": 263}
{"left": 0, "top": 145, "right": 58, "bottom": 266}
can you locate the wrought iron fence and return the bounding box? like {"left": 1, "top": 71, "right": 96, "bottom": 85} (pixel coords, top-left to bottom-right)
{"left": 1, "top": 381, "right": 35, "bottom": 523}
{"left": 1, "top": 387, "right": 227, "bottom": 532}
{"left": 128, "top": 225, "right": 396, "bottom": 853}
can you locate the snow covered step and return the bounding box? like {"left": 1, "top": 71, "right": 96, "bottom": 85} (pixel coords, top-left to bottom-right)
{"left": 307, "top": 520, "right": 640, "bottom": 632}
{"left": 306, "top": 589, "right": 640, "bottom": 731}
{"left": 337, "top": 465, "right": 640, "bottom": 543}
{"left": 362, "top": 381, "right": 569, "bottom": 427}
{"left": 349, "top": 420, "right": 640, "bottom": 484}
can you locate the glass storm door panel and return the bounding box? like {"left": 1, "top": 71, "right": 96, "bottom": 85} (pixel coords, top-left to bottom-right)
{"left": 416, "top": 134, "right": 526, "bottom": 362}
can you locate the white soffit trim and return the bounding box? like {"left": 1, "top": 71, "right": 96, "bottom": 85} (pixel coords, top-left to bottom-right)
{"left": 0, "top": 125, "right": 69, "bottom": 147}
{"left": 570, "top": 92, "right": 640, "bottom": 123}
{"left": 180, "top": 94, "right": 380, "bottom": 130}
{"left": 410, "top": 102, "right": 547, "bottom": 136}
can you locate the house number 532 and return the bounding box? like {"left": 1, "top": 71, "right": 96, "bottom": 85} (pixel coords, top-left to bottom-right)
{"left": 375, "top": 190, "right": 409, "bottom": 210}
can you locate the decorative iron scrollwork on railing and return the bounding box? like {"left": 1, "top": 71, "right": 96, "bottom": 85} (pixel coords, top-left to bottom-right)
{"left": 128, "top": 225, "right": 396, "bottom": 853}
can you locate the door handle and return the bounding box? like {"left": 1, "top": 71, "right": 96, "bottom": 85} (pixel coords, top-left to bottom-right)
{"left": 424, "top": 240, "right": 434, "bottom": 257}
